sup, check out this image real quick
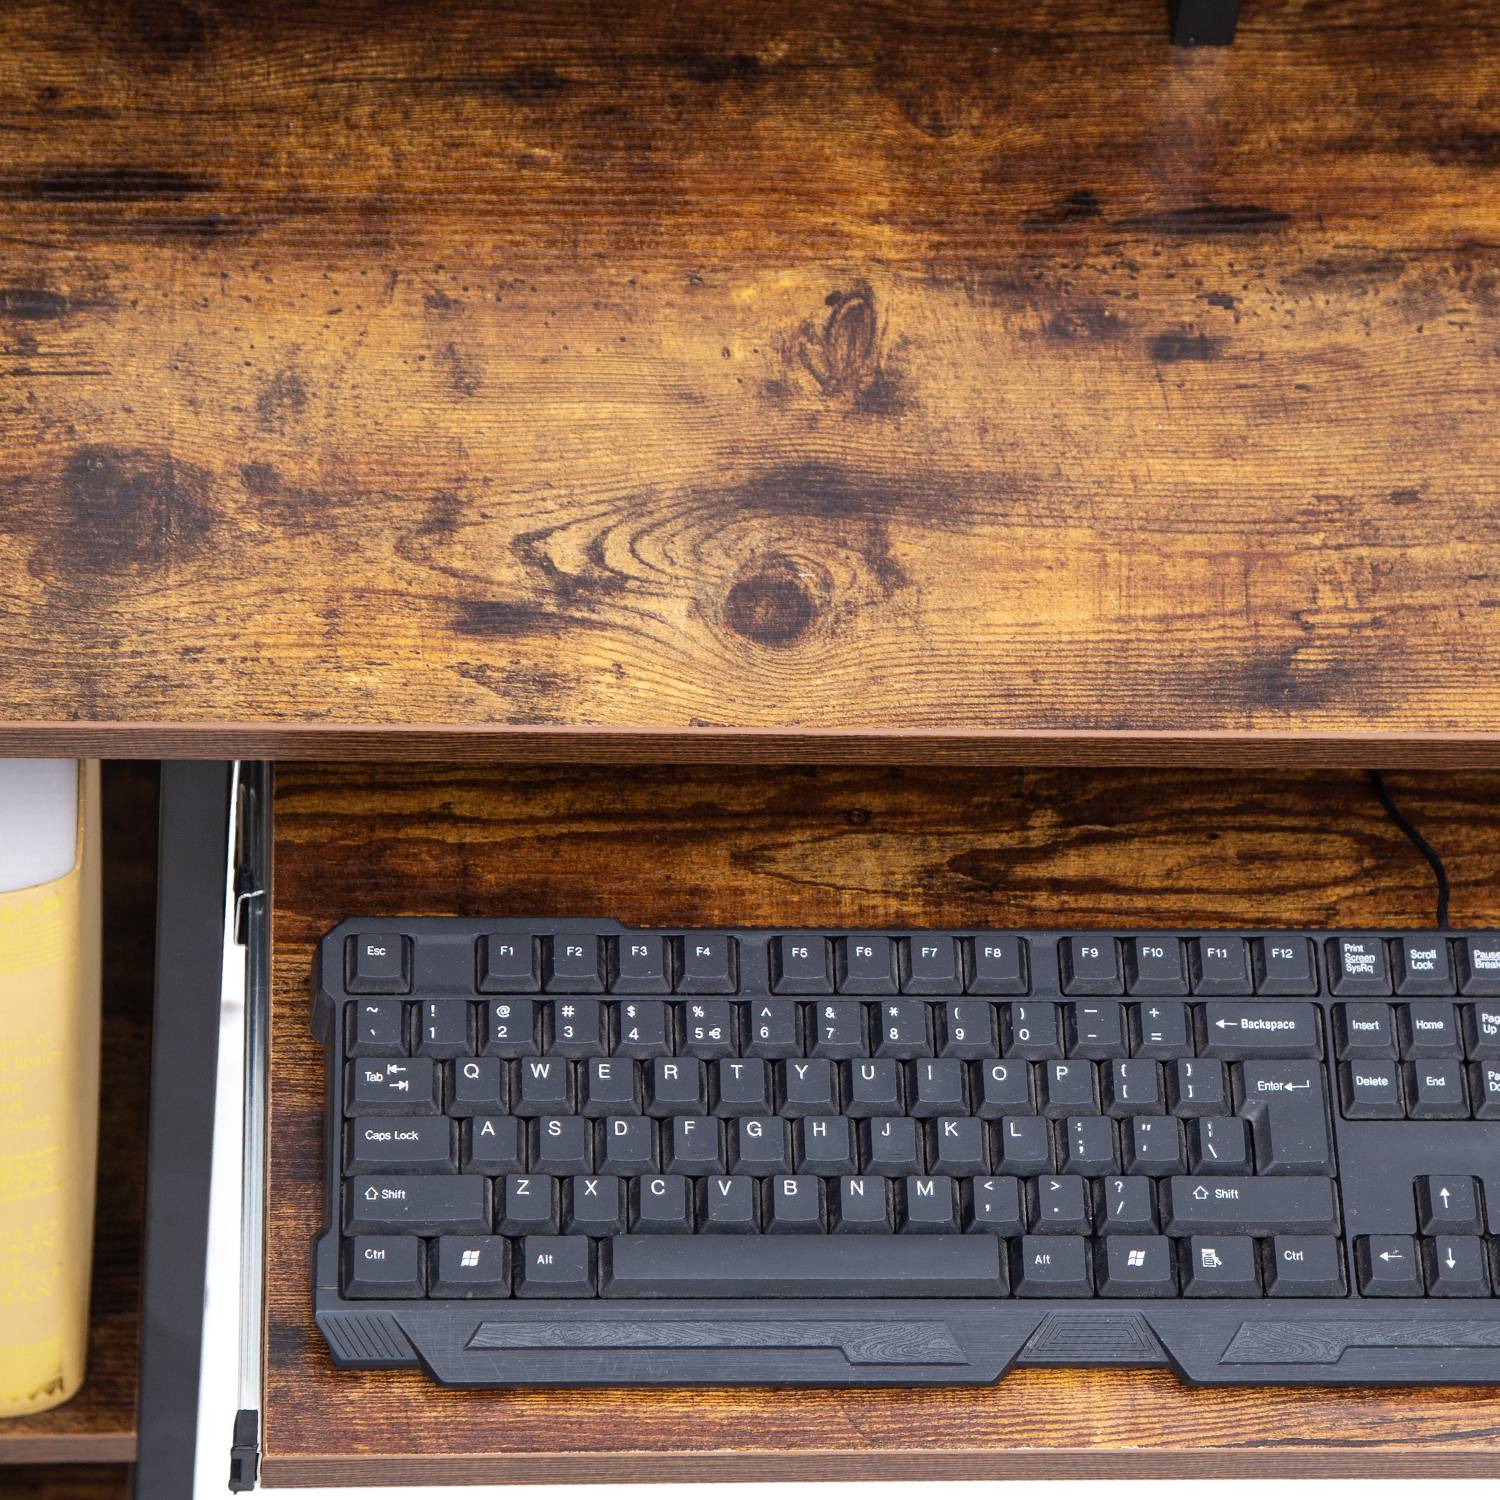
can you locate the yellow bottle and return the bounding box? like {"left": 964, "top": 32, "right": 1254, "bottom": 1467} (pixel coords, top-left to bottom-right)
{"left": 0, "top": 761, "right": 101, "bottom": 1416}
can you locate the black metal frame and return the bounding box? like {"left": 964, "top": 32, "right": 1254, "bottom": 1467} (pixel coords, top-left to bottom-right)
{"left": 133, "top": 761, "right": 234, "bottom": 1500}
{"left": 1170, "top": 0, "right": 1241, "bottom": 45}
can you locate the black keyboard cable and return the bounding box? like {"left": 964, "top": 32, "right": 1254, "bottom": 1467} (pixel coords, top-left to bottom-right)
{"left": 1367, "top": 770, "right": 1451, "bottom": 930}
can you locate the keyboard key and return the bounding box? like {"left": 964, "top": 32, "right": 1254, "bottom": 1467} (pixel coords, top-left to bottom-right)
{"left": 599, "top": 1116, "right": 658, "bottom": 1175}
{"left": 975, "top": 1059, "right": 1033, "bottom": 1116}
{"left": 744, "top": 1001, "right": 802, "bottom": 1058}
{"left": 514, "top": 1057, "right": 574, "bottom": 1116}
{"left": 346, "top": 1116, "right": 454, "bottom": 1174}
{"left": 681, "top": 1000, "right": 736, "bottom": 1058}
{"left": 1130, "top": 1002, "right": 1192, "bottom": 1058}
{"left": 729, "top": 1116, "right": 792, "bottom": 1175}
{"left": 482, "top": 999, "right": 539, "bottom": 1059}
{"left": 580, "top": 1057, "right": 639, "bottom": 1117}
{"left": 1463, "top": 1002, "right": 1500, "bottom": 1060}
{"left": 1404, "top": 1060, "right": 1468, "bottom": 1119}
{"left": 1423, "top": 1236, "right": 1491, "bottom": 1297}
{"left": 767, "top": 1175, "right": 823, "bottom": 1232}
{"left": 565, "top": 1176, "right": 626, "bottom": 1235}
{"left": 1028, "top": 1175, "right": 1091, "bottom": 1234}
{"left": 1101, "top": 1059, "right": 1162, "bottom": 1117}
{"left": 1339, "top": 1060, "right": 1404, "bottom": 1119}
{"left": 898, "top": 1175, "right": 959, "bottom": 1233}
{"left": 345, "top": 1058, "right": 440, "bottom": 1116}
{"left": 678, "top": 935, "right": 738, "bottom": 994}
{"left": 967, "top": 934, "right": 1028, "bottom": 995}
{"left": 874, "top": 1000, "right": 931, "bottom": 1058}
{"left": 1394, "top": 937, "right": 1455, "bottom": 995}
{"left": 1198, "top": 1002, "right": 1321, "bottom": 1059}
{"left": 771, "top": 934, "right": 833, "bottom": 993}
{"left": 1472, "top": 1062, "right": 1500, "bottom": 1119}
{"left": 1004, "top": 1002, "right": 1061, "bottom": 1060}
{"left": 810, "top": 1002, "right": 867, "bottom": 1058}
{"left": 1328, "top": 937, "right": 1392, "bottom": 996}
{"left": 548, "top": 999, "right": 606, "bottom": 1058}
{"left": 1253, "top": 936, "right": 1318, "bottom": 996}
{"left": 1397, "top": 1002, "right": 1460, "bottom": 1059}
{"left": 346, "top": 1175, "right": 490, "bottom": 1235}
{"left": 963, "top": 1176, "right": 1024, "bottom": 1235}
{"left": 845, "top": 1059, "right": 904, "bottom": 1117}
{"left": 1041, "top": 1060, "right": 1096, "bottom": 1117}
{"left": 646, "top": 1057, "right": 706, "bottom": 1116}
{"left": 1012, "top": 1235, "right": 1092, "bottom": 1296}
{"left": 1096, "top": 1175, "right": 1158, "bottom": 1235}
{"left": 449, "top": 1056, "right": 507, "bottom": 1117}
{"left": 1235, "top": 1060, "right": 1333, "bottom": 1175}
{"left": 1356, "top": 1235, "right": 1423, "bottom": 1296}
{"left": 911, "top": 1058, "right": 967, "bottom": 1117}
{"left": 1162, "top": 1176, "right": 1339, "bottom": 1236}
{"left": 346, "top": 933, "right": 411, "bottom": 994}
{"left": 431, "top": 1236, "right": 510, "bottom": 1297}
{"left": 514, "top": 1236, "right": 595, "bottom": 1297}
{"left": 1059, "top": 1115, "right": 1118, "bottom": 1175}
{"left": 1264, "top": 1236, "right": 1344, "bottom": 1296}
{"left": 1060, "top": 937, "right": 1122, "bottom": 996}
{"left": 416, "top": 999, "right": 472, "bottom": 1060}
{"left": 715, "top": 1058, "right": 772, "bottom": 1116}
{"left": 498, "top": 1175, "right": 560, "bottom": 1234}
{"left": 1190, "top": 937, "right": 1252, "bottom": 996}
{"left": 344, "top": 1235, "right": 424, "bottom": 1298}
{"left": 938, "top": 1002, "right": 997, "bottom": 1059}
{"left": 1098, "top": 1236, "right": 1176, "bottom": 1297}
{"left": 1166, "top": 1059, "right": 1228, "bottom": 1117}
{"left": 612, "top": 999, "right": 669, "bottom": 1058}
{"left": 902, "top": 936, "right": 963, "bottom": 994}
{"left": 1066, "top": 1001, "right": 1126, "bottom": 1060}
{"left": 831, "top": 1175, "right": 892, "bottom": 1233}
{"left": 463, "top": 1116, "right": 523, "bottom": 1175}
{"left": 544, "top": 935, "right": 605, "bottom": 992}
{"left": 780, "top": 1058, "right": 838, "bottom": 1116}
{"left": 1333, "top": 1003, "right": 1396, "bottom": 1060}
{"left": 1187, "top": 1116, "right": 1250, "bottom": 1175}
{"left": 347, "top": 999, "right": 407, "bottom": 1057}
{"left": 838, "top": 936, "right": 898, "bottom": 994}
{"left": 479, "top": 933, "right": 539, "bottom": 993}
{"left": 1456, "top": 937, "right": 1500, "bottom": 996}
{"left": 1416, "top": 1175, "right": 1484, "bottom": 1235}
{"left": 795, "top": 1117, "right": 855, "bottom": 1176}
{"left": 994, "top": 1115, "right": 1053, "bottom": 1174}
{"left": 928, "top": 1117, "right": 988, "bottom": 1175}
{"left": 1123, "top": 1116, "right": 1184, "bottom": 1177}
{"left": 699, "top": 1174, "right": 760, "bottom": 1232}
{"left": 533, "top": 1116, "right": 593, "bottom": 1176}
{"left": 1181, "top": 1236, "right": 1259, "bottom": 1296}
{"left": 861, "top": 1117, "right": 922, "bottom": 1175}
{"left": 631, "top": 1175, "right": 693, "bottom": 1233}
{"left": 613, "top": 934, "right": 672, "bottom": 993}
{"left": 604, "top": 1234, "right": 1007, "bottom": 1296}
{"left": 1124, "top": 937, "right": 1188, "bottom": 997}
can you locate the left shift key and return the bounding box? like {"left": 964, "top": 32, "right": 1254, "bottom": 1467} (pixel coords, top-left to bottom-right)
{"left": 345, "top": 1175, "right": 491, "bottom": 1235}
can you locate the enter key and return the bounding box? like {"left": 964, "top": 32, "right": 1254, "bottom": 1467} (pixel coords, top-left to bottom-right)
{"left": 1235, "top": 1060, "right": 1335, "bottom": 1175}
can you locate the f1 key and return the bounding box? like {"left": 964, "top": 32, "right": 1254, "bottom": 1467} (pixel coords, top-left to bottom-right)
{"left": 1199, "top": 1003, "right": 1321, "bottom": 1060}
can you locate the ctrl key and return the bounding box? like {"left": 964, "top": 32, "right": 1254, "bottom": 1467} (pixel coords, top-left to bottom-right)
{"left": 344, "top": 1236, "right": 424, "bottom": 1298}
{"left": 515, "top": 1235, "right": 597, "bottom": 1297}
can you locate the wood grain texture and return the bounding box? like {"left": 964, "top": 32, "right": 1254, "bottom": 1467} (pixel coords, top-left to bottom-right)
{"left": 0, "top": 1464, "right": 131, "bottom": 1498}
{"left": 2, "top": 0, "right": 1499, "bottom": 756}
{"left": 1, "top": 763, "right": 156, "bottom": 1466}
{"left": 266, "top": 762, "right": 1500, "bottom": 1484}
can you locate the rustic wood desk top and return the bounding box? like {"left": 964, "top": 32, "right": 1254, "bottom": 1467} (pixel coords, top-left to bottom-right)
{"left": 2, "top": 0, "right": 1498, "bottom": 763}
{"left": 266, "top": 762, "right": 1500, "bottom": 1483}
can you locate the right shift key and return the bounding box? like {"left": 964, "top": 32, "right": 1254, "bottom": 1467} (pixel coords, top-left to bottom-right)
{"left": 1199, "top": 1003, "right": 1321, "bottom": 1059}
{"left": 1163, "top": 1176, "right": 1339, "bottom": 1236}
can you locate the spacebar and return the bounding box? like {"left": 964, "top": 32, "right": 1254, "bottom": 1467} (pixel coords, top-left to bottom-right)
{"left": 602, "top": 1235, "right": 1006, "bottom": 1297}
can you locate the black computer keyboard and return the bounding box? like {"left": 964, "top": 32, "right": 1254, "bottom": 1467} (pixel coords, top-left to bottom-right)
{"left": 311, "top": 919, "right": 1500, "bottom": 1386}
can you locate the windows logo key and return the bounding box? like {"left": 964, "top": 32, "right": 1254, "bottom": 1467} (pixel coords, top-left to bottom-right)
{"left": 460, "top": 1248, "right": 482, "bottom": 1268}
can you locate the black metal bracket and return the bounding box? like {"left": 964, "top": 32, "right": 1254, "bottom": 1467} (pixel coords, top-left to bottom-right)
{"left": 133, "top": 761, "right": 234, "bottom": 1500}
{"left": 1169, "top": 0, "right": 1241, "bottom": 45}
{"left": 229, "top": 1406, "right": 260, "bottom": 1491}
